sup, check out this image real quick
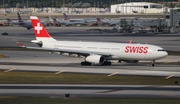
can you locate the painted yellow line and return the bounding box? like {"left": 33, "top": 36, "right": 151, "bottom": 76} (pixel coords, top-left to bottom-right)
{"left": 97, "top": 89, "right": 120, "bottom": 93}
{"left": 162, "top": 93, "right": 180, "bottom": 98}
{"left": 165, "top": 74, "right": 174, "bottom": 79}
{"left": 107, "top": 72, "right": 119, "bottom": 77}
{"left": 54, "top": 70, "right": 66, "bottom": 74}
{"left": 4, "top": 68, "right": 16, "bottom": 72}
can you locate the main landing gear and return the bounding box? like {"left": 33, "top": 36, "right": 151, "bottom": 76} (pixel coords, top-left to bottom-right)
{"left": 81, "top": 60, "right": 111, "bottom": 66}
{"left": 102, "top": 61, "right": 111, "bottom": 65}
{"left": 150, "top": 60, "right": 155, "bottom": 67}
{"left": 81, "top": 61, "right": 91, "bottom": 66}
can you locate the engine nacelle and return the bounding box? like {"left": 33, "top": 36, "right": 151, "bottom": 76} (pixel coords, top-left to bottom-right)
{"left": 85, "top": 55, "right": 104, "bottom": 65}
{"left": 121, "top": 60, "right": 139, "bottom": 63}
{"left": 31, "top": 40, "right": 43, "bottom": 47}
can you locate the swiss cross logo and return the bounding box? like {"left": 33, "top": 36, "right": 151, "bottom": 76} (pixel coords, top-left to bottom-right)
{"left": 35, "top": 23, "right": 42, "bottom": 34}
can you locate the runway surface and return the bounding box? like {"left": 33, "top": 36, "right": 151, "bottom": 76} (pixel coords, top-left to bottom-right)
{"left": 0, "top": 84, "right": 180, "bottom": 98}
{"left": 0, "top": 51, "right": 180, "bottom": 77}
{"left": 0, "top": 26, "right": 180, "bottom": 98}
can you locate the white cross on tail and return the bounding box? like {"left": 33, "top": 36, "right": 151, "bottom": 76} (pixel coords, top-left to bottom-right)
{"left": 35, "top": 23, "right": 42, "bottom": 34}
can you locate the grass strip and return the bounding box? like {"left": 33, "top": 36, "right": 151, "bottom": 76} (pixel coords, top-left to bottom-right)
{"left": 0, "top": 97, "right": 180, "bottom": 104}
{"left": 0, "top": 71, "right": 179, "bottom": 85}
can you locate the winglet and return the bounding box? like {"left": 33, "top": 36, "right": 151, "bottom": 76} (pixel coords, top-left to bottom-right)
{"left": 16, "top": 42, "right": 25, "bottom": 47}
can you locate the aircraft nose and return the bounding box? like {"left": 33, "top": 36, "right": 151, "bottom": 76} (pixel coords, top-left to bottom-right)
{"left": 163, "top": 51, "right": 168, "bottom": 57}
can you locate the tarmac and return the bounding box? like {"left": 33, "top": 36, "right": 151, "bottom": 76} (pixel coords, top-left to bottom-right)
{"left": 0, "top": 25, "right": 180, "bottom": 98}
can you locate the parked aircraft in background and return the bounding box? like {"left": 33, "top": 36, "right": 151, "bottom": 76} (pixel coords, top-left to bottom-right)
{"left": 63, "top": 13, "right": 69, "bottom": 20}
{"left": 132, "top": 9, "right": 138, "bottom": 13}
{"left": 53, "top": 17, "right": 88, "bottom": 26}
{"left": 36, "top": 8, "right": 44, "bottom": 13}
{"left": 15, "top": 12, "right": 46, "bottom": 30}
{"left": 54, "top": 8, "right": 63, "bottom": 13}
{"left": 17, "top": 16, "right": 168, "bottom": 66}
{"left": 53, "top": 18, "right": 63, "bottom": 26}
{"left": 96, "top": 8, "right": 107, "bottom": 13}
{"left": 6, "top": 17, "right": 19, "bottom": 26}
{"left": 116, "top": 9, "right": 121, "bottom": 13}
{"left": 5, "top": 9, "right": 12, "bottom": 14}
{"left": 96, "top": 18, "right": 119, "bottom": 26}
{"left": 54, "top": 13, "right": 94, "bottom": 26}
{"left": 46, "top": 15, "right": 54, "bottom": 26}
{"left": 71, "top": 9, "right": 83, "bottom": 14}
{"left": 19, "top": 9, "right": 32, "bottom": 14}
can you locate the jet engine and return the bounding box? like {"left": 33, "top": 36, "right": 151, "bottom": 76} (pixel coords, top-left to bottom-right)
{"left": 85, "top": 55, "right": 104, "bottom": 65}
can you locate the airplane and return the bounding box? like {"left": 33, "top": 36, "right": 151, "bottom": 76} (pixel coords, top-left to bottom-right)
{"left": 63, "top": 12, "right": 96, "bottom": 23}
{"left": 36, "top": 8, "right": 43, "bottom": 13}
{"left": 17, "top": 16, "right": 168, "bottom": 66}
{"left": 71, "top": 9, "right": 83, "bottom": 14}
{"left": 132, "top": 9, "right": 138, "bottom": 13}
{"left": 19, "top": 9, "right": 32, "bottom": 14}
{"left": 46, "top": 15, "right": 54, "bottom": 26}
{"left": 16, "top": 12, "right": 46, "bottom": 30}
{"left": 6, "top": 17, "right": 19, "bottom": 26}
{"left": 53, "top": 17, "right": 88, "bottom": 26}
{"left": 54, "top": 8, "right": 63, "bottom": 13}
{"left": 96, "top": 8, "right": 107, "bottom": 13}
{"left": 53, "top": 13, "right": 89, "bottom": 26}
{"left": 5, "top": 9, "right": 12, "bottom": 14}
{"left": 63, "top": 13, "right": 69, "bottom": 20}
{"left": 96, "top": 18, "right": 119, "bottom": 26}
{"left": 116, "top": 9, "right": 121, "bottom": 13}
{"left": 53, "top": 18, "right": 63, "bottom": 26}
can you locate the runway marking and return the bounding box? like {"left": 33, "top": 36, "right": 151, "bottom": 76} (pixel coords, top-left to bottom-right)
{"left": 49, "top": 92, "right": 63, "bottom": 97}
{"left": 162, "top": 93, "right": 180, "bottom": 98}
{"left": 4, "top": 68, "right": 16, "bottom": 72}
{"left": 97, "top": 89, "right": 120, "bottom": 93}
{"left": 54, "top": 70, "right": 66, "bottom": 74}
{"left": 107, "top": 72, "right": 119, "bottom": 77}
{"left": 165, "top": 74, "right": 174, "bottom": 79}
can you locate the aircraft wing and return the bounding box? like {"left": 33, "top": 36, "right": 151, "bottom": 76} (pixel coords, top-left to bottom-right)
{"left": 17, "top": 42, "right": 112, "bottom": 57}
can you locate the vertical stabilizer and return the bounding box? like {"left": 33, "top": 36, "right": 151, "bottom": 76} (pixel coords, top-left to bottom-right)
{"left": 96, "top": 18, "right": 102, "bottom": 25}
{"left": 30, "top": 16, "right": 56, "bottom": 41}
{"left": 17, "top": 12, "right": 26, "bottom": 26}
{"left": 63, "top": 13, "right": 69, "bottom": 20}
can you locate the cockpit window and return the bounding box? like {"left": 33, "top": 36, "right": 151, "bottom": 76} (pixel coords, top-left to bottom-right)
{"left": 158, "top": 49, "right": 165, "bottom": 51}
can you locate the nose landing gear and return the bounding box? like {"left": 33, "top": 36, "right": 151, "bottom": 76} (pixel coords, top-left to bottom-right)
{"left": 150, "top": 60, "right": 155, "bottom": 67}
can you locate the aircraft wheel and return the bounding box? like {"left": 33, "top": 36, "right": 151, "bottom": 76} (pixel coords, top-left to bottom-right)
{"left": 102, "top": 61, "right": 111, "bottom": 66}
{"left": 150, "top": 60, "right": 155, "bottom": 67}
{"left": 81, "top": 61, "right": 91, "bottom": 66}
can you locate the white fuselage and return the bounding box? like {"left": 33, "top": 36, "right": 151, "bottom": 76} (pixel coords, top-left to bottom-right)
{"left": 41, "top": 40, "right": 168, "bottom": 61}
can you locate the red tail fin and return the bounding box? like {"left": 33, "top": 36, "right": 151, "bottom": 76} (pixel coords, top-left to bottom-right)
{"left": 63, "top": 13, "right": 69, "bottom": 20}
{"left": 96, "top": 18, "right": 102, "bottom": 25}
{"left": 6, "top": 17, "right": 12, "bottom": 25}
{"left": 30, "top": 16, "right": 52, "bottom": 38}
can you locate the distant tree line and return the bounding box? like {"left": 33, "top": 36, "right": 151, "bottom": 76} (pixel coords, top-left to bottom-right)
{"left": 0, "top": 0, "right": 179, "bottom": 8}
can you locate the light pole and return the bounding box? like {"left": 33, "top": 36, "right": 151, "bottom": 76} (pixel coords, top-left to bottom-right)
{"left": 109, "top": 0, "right": 111, "bottom": 19}
{"left": 3, "top": 0, "right": 4, "bottom": 9}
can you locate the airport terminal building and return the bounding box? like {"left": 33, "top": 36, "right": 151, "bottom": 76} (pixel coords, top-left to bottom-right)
{"left": 111, "top": 2, "right": 164, "bottom": 14}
